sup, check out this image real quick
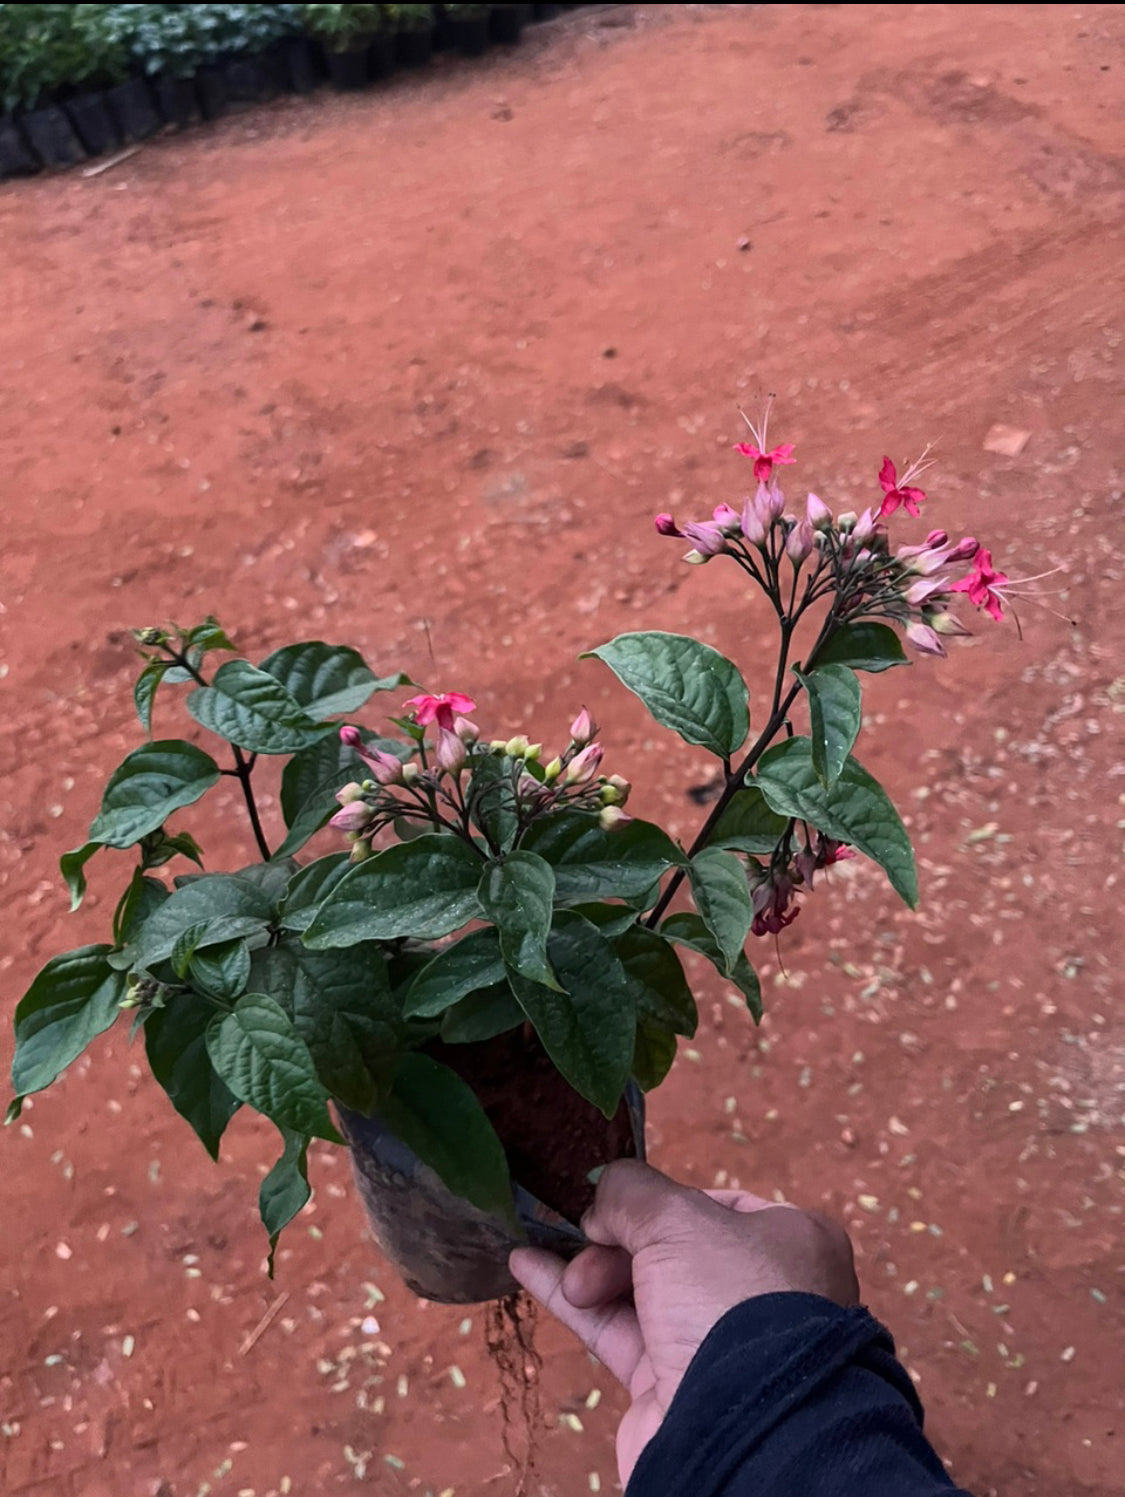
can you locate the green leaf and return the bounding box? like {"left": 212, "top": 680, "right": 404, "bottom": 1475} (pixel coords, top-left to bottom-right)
{"left": 753, "top": 737, "right": 918, "bottom": 907}
{"left": 521, "top": 813, "right": 683, "bottom": 902}
{"left": 277, "top": 854, "right": 352, "bottom": 933}
{"left": 378, "top": 1053, "right": 515, "bottom": 1224}
{"left": 687, "top": 847, "right": 753, "bottom": 975}
{"left": 141, "top": 829, "right": 205, "bottom": 871}
{"left": 88, "top": 741, "right": 222, "bottom": 849}
{"left": 134, "top": 659, "right": 168, "bottom": 735}
{"left": 440, "top": 984, "right": 524, "bottom": 1044}
{"left": 126, "top": 873, "right": 275, "bottom": 972}
{"left": 60, "top": 842, "right": 101, "bottom": 912}
{"left": 794, "top": 664, "right": 862, "bottom": 788}
{"left": 144, "top": 993, "right": 241, "bottom": 1160}
{"left": 815, "top": 621, "right": 908, "bottom": 674}
{"left": 11, "top": 947, "right": 125, "bottom": 1099}
{"left": 661, "top": 912, "right": 762, "bottom": 1021}
{"left": 477, "top": 851, "right": 561, "bottom": 991}
{"left": 230, "top": 859, "right": 297, "bottom": 903}
{"left": 302, "top": 835, "right": 484, "bottom": 950}
{"left": 189, "top": 939, "right": 251, "bottom": 1002}
{"left": 184, "top": 617, "right": 236, "bottom": 654}
{"left": 632, "top": 1019, "right": 678, "bottom": 1092}
{"left": 259, "top": 641, "right": 408, "bottom": 719}
{"left": 708, "top": 787, "right": 788, "bottom": 855}
{"left": 570, "top": 902, "right": 639, "bottom": 938}
{"left": 508, "top": 913, "right": 635, "bottom": 1118}
{"left": 612, "top": 925, "right": 697, "bottom": 1037}
{"left": 187, "top": 660, "right": 329, "bottom": 755}
{"left": 113, "top": 873, "right": 169, "bottom": 948}
{"left": 260, "top": 1129, "right": 311, "bottom": 1277}
{"left": 403, "top": 927, "right": 506, "bottom": 1019}
{"left": 254, "top": 943, "right": 398, "bottom": 1114}
{"left": 206, "top": 993, "right": 341, "bottom": 1142}
{"left": 467, "top": 752, "right": 520, "bottom": 855}
{"left": 276, "top": 733, "right": 410, "bottom": 861}
{"left": 584, "top": 631, "right": 750, "bottom": 757}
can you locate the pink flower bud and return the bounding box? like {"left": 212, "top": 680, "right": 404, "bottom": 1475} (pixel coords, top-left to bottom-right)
{"left": 852, "top": 507, "right": 877, "bottom": 545}
{"left": 905, "top": 576, "right": 948, "bottom": 607}
{"left": 330, "top": 800, "right": 373, "bottom": 833}
{"left": 760, "top": 480, "right": 785, "bottom": 521}
{"left": 785, "top": 519, "right": 815, "bottom": 565}
{"left": 740, "top": 492, "right": 768, "bottom": 547}
{"left": 339, "top": 724, "right": 363, "bottom": 747}
{"left": 607, "top": 773, "right": 631, "bottom": 803}
{"left": 924, "top": 529, "right": 949, "bottom": 548}
{"left": 711, "top": 503, "right": 742, "bottom": 536}
{"left": 905, "top": 620, "right": 946, "bottom": 657}
{"left": 436, "top": 727, "right": 467, "bottom": 775}
{"left": 654, "top": 513, "right": 682, "bottom": 536}
{"left": 566, "top": 742, "right": 604, "bottom": 785}
{"left": 947, "top": 535, "right": 979, "bottom": 563}
{"left": 358, "top": 745, "right": 405, "bottom": 786}
{"left": 806, "top": 492, "right": 832, "bottom": 529}
{"left": 570, "top": 707, "right": 597, "bottom": 746}
{"left": 682, "top": 521, "right": 728, "bottom": 557}
{"left": 335, "top": 781, "right": 365, "bottom": 806}
{"left": 454, "top": 716, "right": 479, "bottom": 743}
{"left": 929, "top": 609, "right": 972, "bottom": 637}
{"left": 598, "top": 805, "right": 632, "bottom": 831}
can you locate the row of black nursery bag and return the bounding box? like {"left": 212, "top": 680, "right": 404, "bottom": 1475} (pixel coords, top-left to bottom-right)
{"left": 0, "top": 5, "right": 575, "bottom": 178}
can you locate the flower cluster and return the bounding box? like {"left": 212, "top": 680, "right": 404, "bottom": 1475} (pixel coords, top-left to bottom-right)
{"left": 330, "top": 698, "right": 632, "bottom": 862}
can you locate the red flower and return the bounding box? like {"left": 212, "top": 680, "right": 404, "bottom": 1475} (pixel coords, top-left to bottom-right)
{"left": 405, "top": 691, "right": 478, "bottom": 731}
{"left": 949, "top": 548, "right": 1009, "bottom": 622}
{"left": 877, "top": 456, "right": 926, "bottom": 519}
{"left": 734, "top": 441, "right": 796, "bottom": 483}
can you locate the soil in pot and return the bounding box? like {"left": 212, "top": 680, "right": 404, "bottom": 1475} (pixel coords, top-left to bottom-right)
{"left": 195, "top": 67, "right": 228, "bottom": 121}
{"left": 489, "top": 5, "right": 530, "bottom": 44}
{"left": 395, "top": 27, "right": 435, "bottom": 67}
{"left": 64, "top": 91, "right": 121, "bottom": 156}
{"left": 325, "top": 46, "right": 370, "bottom": 91}
{"left": 21, "top": 107, "right": 85, "bottom": 169}
{"left": 154, "top": 75, "right": 200, "bottom": 129}
{"left": 450, "top": 16, "right": 490, "bottom": 57}
{"left": 283, "top": 35, "right": 319, "bottom": 94}
{"left": 367, "top": 32, "right": 397, "bottom": 81}
{"left": 107, "top": 77, "right": 161, "bottom": 141}
{"left": 0, "top": 116, "right": 39, "bottom": 178}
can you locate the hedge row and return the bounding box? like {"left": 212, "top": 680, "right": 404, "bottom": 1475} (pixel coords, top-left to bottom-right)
{"left": 0, "top": 5, "right": 568, "bottom": 177}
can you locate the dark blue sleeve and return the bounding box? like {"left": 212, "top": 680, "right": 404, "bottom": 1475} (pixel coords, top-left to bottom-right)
{"left": 626, "top": 1293, "right": 972, "bottom": 1497}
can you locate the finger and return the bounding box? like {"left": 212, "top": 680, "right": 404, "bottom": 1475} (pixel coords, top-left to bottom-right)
{"left": 581, "top": 1160, "right": 708, "bottom": 1256}
{"left": 704, "top": 1188, "right": 779, "bottom": 1212}
{"left": 563, "top": 1243, "right": 633, "bottom": 1308}
{"left": 510, "top": 1247, "right": 645, "bottom": 1386}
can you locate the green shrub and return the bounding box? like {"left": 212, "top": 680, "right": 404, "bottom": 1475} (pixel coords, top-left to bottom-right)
{"left": 0, "top": 5, "right": 128, "bottom": 113}
{"left": 383, "top": 4, "right": 434, "bottom": 31}
{"left": 299, "top": 4, "right": 386, "bottom": 51}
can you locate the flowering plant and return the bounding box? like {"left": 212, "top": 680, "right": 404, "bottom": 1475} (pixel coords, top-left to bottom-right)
{"left": 8, "top": 415, "right": 1013, "bottom": 1269}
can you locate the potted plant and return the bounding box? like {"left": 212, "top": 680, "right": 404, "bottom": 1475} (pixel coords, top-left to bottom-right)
{"left": 1, "top": 5, "right": 87, "bottom": 169}
{"left": 488, "top": 3, "right": 531, "bottom": 45}
{"left": 100, "top": 4, "right": 204, "bottom": 130}
{"left": 0, "top": 8, "right": 43, "bottom": 175}
{"left": 201, "top": 4, "right": 300, "bottom": 104}
{"left": 9, "top": 422, "right": 1015, "bottom": 1303}
{"left": 387, "top": 4, "right": 435, "bottom": 68}
{"left": 300, "top": 4, "right": 386, "bottom": 90}
{"left": 442, "top": 3, "right": 491, "bottom": 57}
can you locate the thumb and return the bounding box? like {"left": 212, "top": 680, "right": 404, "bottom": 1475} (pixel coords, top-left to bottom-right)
{"left": 582, "top": 1160, "right": 708, "bottom": 1256}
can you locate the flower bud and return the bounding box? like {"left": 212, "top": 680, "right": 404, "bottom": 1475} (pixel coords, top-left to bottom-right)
{"left": 905, "top": 620, "right": 946, "bottom": 657}
{"left": 570, "top": 707, "right": 597, "bottom": 746}
{"left": 454, "top": 716, "right": 480, "bottom": 743}
{"left": 852, "top": 507, "right": 877, "bottom": 545}
{"left": 607, "top": 773, "right": 631, "bottom": 802}
{"left": 565, "top": 742, "right": 604, "bottom": 785}
{"left": 740, "top": 492, "right": 768, "bottom": 547}
{"left": 339, "top": 724, "right": 363, "bottom": 747}
{"left": 489, "top": 739, "right": 508, "bottom": 753}
{"left": 654, "top": 513, "right": 682, "bottom": 536}
{"left": 358, "top": 745, "right": 405, "bottom": 785}
{"left": 836, "top": 510, "right": 857, "bottom": 532}
{"left": 401, "top": 763, "right": 421, "bottom": 785}
{"left": 335, "top": 781, "right": 365, "bottom": 805}
{"left": 349, "top": 838, "right": 374, "bottom": 863}
{"left": 904, "top": 576, "right": 948, "bottom": 607}
{"left": 947, "top": 535, "right": 979, "bottom": 563}
{"left": 924, "top": 529, "right": 949, "bottom": 548}
{"left": 436, "top": 727, "right": 467, "bottom": 775}
{"left": 785, "top": 519, "right": 815, "bottom": 565}
{"left": 928, "top": 609, "right": 972, "bottom": 637}
{"left": 598, "top": 805, "right": 633, "bottom": 831}
{"left": 712, "top": 503, "right": 742, "bottom": 536}
{"left": 505, "top": 734, "right": 530, "bottom": 759}
{"left": 760, "top": 480, "right": 785, "bottom": 521}
{"left": 330, "top": 800, "right": 373, "bottom": 833}
{"left": 543, "top": 756, "right": 563, "bottom": 783}
{"left": 683, "top": 549, "right": 710, "bottom": 565}
{"left": 805, "top": 492, "right": 832, "bottom": 529}
{"left": 682, "top": 521, "right": 728, "bottom": 557}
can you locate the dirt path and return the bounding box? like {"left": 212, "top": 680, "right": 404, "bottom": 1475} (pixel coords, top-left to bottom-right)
{"left": 2, "top": 5, "right": 1123, "bottom": 1494}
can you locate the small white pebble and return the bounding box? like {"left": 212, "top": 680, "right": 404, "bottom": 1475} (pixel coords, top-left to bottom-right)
{"left": 589, "top": 1474, "right": 601, "bottom": 1493}
{"left": 585, "top": 1388, "right": 602, "bottom": 1409}
{"left": 560, "top": 1412, "right": 584, "bottom": 1432}
{"left": 55, "top": 1242, "right": 72, "bottom": 1260}
{"left": 122, "top": 1335, "right": 135, "bottom": 1359}
{"left": 1060, "top": 1346, "right": 1076, "bottom": 1363}
{"left": 449, "top": 1365, "right": 466, "bottom": 1389}
{"left": 361, "top": 1317, "right": 381, "bottom": 1335}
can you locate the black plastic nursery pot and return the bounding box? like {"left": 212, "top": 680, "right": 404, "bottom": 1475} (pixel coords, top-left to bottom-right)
{"left": 153, "top": 74, "right": 201, "bottom": 130}
{"left": 282, "top": 35, "right": 319, "bottom": 94}
{"left": 220, "top": 53, "right": 279, "bottom": 105}
{"left": 21, "top": 106, "right": 85, "bottom": 169}
{"left": 325, "top": 45, "right": 371, "bottom": 91}
{"left": 339, "top": 1032, "right": 646, "bottom": 1304}
{"left": 450, "top": 15, "right": 490, "bottom": 57}
{"left": 0, "top": 115, "right": 39, "bottom": 178}
{"left": 395, "top": 26, "right": 435, "bottom": 67}
{"left": 64, "top": 90, "right": 121, "bottom": 157}
{"left": 489, "top": 4, "right": 531, "bottom": 44}
{"left": 195, "top": 67, "right": 229, "bottom": 122}
{"left": 367, "top": 33, "right": 397, "bottom": 81}
{"left": 107, "top": 77, "right": 161, "bottom": 142}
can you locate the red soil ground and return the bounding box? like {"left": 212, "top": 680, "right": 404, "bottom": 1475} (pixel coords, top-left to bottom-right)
{"left": 2, "top": 5, "right": 1123, "bottom": 1494}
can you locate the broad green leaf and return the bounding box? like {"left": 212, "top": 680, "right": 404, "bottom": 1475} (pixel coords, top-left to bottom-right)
{"left": 260, "top": 1129, "right": 311, "bottom": 1276}
{"left": 60, "top": 841, "right": 100, "bottom": 912}
{"left": 612, "top": 926, "right": 697, "bottom": 1037}
{"left": 144, "top": 993, "right": 241, "bottom": 1160}
{"left": 230, "top": 859, "right": 297, "bottom": 903}
{"left": 477, "top": 851, "right": 561, "bottom": 991}
{"left": 378, "top": 1053, "right": 515, "bottom": 1224}
{"left": 277, "top": 853, "right": 352, "bottom": 933}
{"left": 134, "top": 659, "right": 168, "bottom": 735}
{"left": 440, "top": 983, "right": 523, "bottom": 1044}
{"left": 141, "top": 829, "right": 204, "bottom": 871}
{"left": 254, "top": 943, "right": 398, "bottom": 1114}
{"left": 687, "top": 847, "right": 753, "bottom": 975}
{"left": 89, "top": 741, "right": 221, "bottom": 849}
{"left": 570, "top": 902, "right": 639, "bottom": 938}
{"left": 113, "top": 873, "right": 169, "bottom": 948}
{"left": 276, "top": 732, "right": 409, "bottom": 860}
{"left": 11, "top": 946, "right": 124, "bottom": 1099}
{"left": 795, "top": 664, "right": 861, "bottom": 787}
{"left": 815, "top": 621, "right": 908, "bottom": 674}
{"left": 403, "top": 927, "right": 506, "bottom": 1019}
{"left": 708, "top": 787, "right": 788, "bottom": 854}
{"left": 468, "top": 752, "right": 520, "bottom": 855}
{"left": 126, "top": 873, "right": 275, "bottom": 972}
{"left": 584, "top": 632, "right": 750, "bottom": 757}
{"left": 189, "top": 938, "right": 251, "bottom": 1002}
{"left": 753, "top": 737, "right": 918, "bottom": 908}
{"left": 302, "top": 834, "right": 484, "bottom": 950}
{"left": 661, "top": 912, "right": 762, "bottom": 1021}
{"left": 632, "top": 1020, "right": 678, "bottom": 1092}
{"left": 508, "top": 913, "right": 636, "bottom": 1118}
{"left": 521, "top": 813, "right": 683, "bottom": 902}
{"left": 259, "top": 641, "right": 407, "bottom": 719}
{"left": 206, "top": 993, "right": 341, "bottom": 1142}
{"left": 185, "top": 617, "right": 236, "bottom": 654}
{"left": 187, "top": 660, "right": 328, "bottom": 755}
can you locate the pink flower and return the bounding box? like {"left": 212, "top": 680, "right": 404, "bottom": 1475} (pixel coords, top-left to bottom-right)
{"left": 877, "top": 456, "right": 926, "bottom": 519}
{"left": 682, "top": 521, "right": 728, "bottom": 557}
{"left": 570, "top": 707, "right": 597, "bottom": 746}
{"left": 712, "top": 503, "right": 743, "bottom": 535}
{"left": 751, "top": 873, "right": 800, "bottom": 937}
{"left": 949, "top": 548, "right": 1009, "bottom": 621}
{"left": 734, "top": 441, "right": 796, "bottom": 483}
{"left": 654, "top": 513, "right": 682, "bottom": 537}
{"left": 905, "top": 620, "right": 947, "bottom": 657}
{"left": 819, "top": 838, "right": 855, "bottom": 869}
{"left": 405, "top": 691, "right": 477, "bottom": 731}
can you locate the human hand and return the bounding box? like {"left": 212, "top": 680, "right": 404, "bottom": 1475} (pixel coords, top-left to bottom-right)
{"left": 510, "top": 1160, "right": 858, "bottom": 1485}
